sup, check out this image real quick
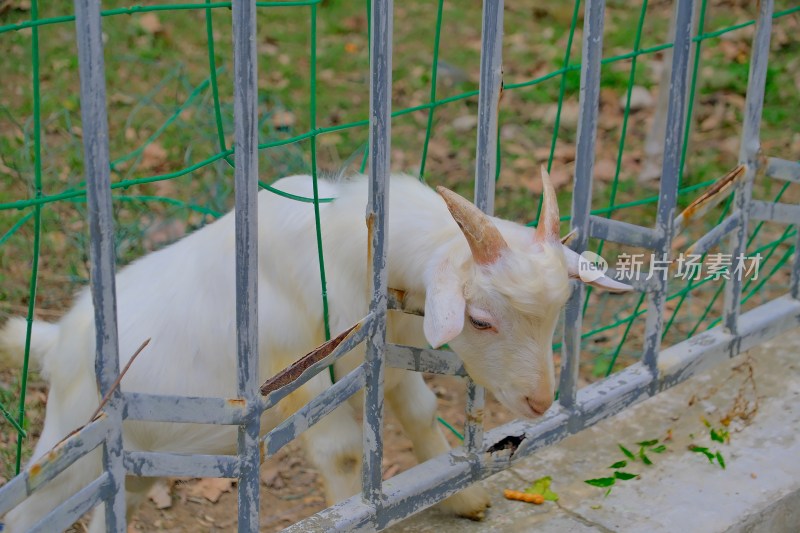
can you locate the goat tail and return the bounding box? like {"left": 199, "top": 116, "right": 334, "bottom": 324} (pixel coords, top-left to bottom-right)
{"left": 0, "top": 317, "right": 58, "bottom": 371}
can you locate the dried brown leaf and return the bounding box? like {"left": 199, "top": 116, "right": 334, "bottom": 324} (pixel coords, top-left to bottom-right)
{"left": 191, "top": 477, "right": 234, "bottom": 504}
{"left": 139, "top": 13, "right": 163, "bottom": 35}
{"left": 141, "top": 142, "right": 168, "bottom": 171}
{"left": 147, "top": 481, "right": 173, "bottom": 510}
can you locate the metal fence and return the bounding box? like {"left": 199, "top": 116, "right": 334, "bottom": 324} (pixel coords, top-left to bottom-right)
{"left": 1, "top": 0, "right": 800, "bottom": 531}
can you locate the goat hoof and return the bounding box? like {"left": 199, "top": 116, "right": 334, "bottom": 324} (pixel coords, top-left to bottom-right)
{"left": 440, "top": 484, "right": 491, "bottom": 521}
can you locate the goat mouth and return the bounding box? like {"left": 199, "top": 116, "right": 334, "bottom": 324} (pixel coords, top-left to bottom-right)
{"left": 493, "top": 388, "right": 548, "bottom": 419}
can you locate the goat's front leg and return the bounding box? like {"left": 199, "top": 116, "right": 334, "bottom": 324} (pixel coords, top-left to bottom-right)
{"left": 385, "top": 370, "right": 491, "bottom": 520}
{"left": 281, "top": 374, "right": 363, "bottom": 505}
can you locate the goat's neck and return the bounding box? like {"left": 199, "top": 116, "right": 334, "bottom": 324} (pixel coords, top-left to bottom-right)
{"left": 384, "top": 218, "right": 467, "bottom": 307}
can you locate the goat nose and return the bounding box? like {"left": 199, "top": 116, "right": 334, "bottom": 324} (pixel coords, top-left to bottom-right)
{"left": 526, "top": 395, "right": 553, "bottom": 416}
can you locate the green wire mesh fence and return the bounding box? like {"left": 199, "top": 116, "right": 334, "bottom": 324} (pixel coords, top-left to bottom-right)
{"left": 0, "top": 0, "right": 798, "bottom": 490}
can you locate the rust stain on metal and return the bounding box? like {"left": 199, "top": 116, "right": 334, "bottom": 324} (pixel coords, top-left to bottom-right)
{"left": 387, "top": 287, "right": 425, "bottom": 316}
{"left": 366, "top": 212, "right": 375, "bottom": 267}
{"left": 226, "top": 398, "right": 246, "bottom": 408}
{"left": 259, "top": 321, "right": 362, "bottom": 396}
{"left": 679, "top": 164, "right": 745, "bottom": 223}
{"left": 466, "top": 408, "right": 484, "bottom": 425}
{"left": 388, "top": 287, "right": 407, "bottom": 304}
{"left": 29, "top": 463, "right": 42, "bottom": 479}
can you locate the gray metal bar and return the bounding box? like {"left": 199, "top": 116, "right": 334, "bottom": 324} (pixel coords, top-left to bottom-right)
{"left": 766, "top": 157, "right": 800, "bottom": 183}
{"left": 26, "top": 416, "right": 109, "bottom": 494}
{"left": 723, "top": 0, "right": 773, "bottom": 334}
{"left": 685, "top": 212, "right": 743, "bottom": 256}
{"left": 0, "top": 416, "right": 108, "bottom": 519}
{"left": 29, "top": 473, "right": 109, "bottom": 533}
{"left": 72, "top": 0, "right": 126, "bottom": 528}
{"left": 123, "top": 392, "right": 247, "bottom": 425}
{"left": 642, "top": 0, "right": 694, "bottom": 378}
{"left": 466, "top": 0, "right": 504, "bottom": 455}
{"left": 0, "top": 416, "right": 109, "bottom": 517}
{"left": 473, "top": 0, "right": 504, "bottom": 215}
{"left": 260, "top": 315, "right": 372, "bottom": 410}
{"left": 660, "top": 294, "right": 800, "bottom": 387}
{"left": 283, "top": 292, "right": 800, "bottom": 532}
{"left": 748, "top": 200, "right": 800, "bottom": 225}
{"left": 385, "top": 344, "right": 467, "bottom": 376}
{"left": 588, "top": 216, "right": 659, "bottom": 249}
{"left": 560, "top": 0, "right": 605, "bottom": 411}
{"left": 124, "top": 451, "right": 239, "bottom": 478}
{"left": 231, "top": 0, "right": 260, "bottom": 528}
{"left": 264, "top": 365, "right": 366, "bottom": 456}
{"left": 0, "top": 472, "right": 26, "bottom": 519}
{"left": 363, "top": 0, "right": 393, "bottom": 508}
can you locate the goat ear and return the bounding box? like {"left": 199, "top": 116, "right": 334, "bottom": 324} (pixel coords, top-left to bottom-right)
{"left": 423, "top": 258, "right": 466, "bottom": 348}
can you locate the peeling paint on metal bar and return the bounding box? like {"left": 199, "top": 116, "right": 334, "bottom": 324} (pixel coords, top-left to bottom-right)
{"left": 124, "top": 450, "right": 239, "bottom": 478}
{"left": 685, "top": 212, "right": 743, "bottom": 256}
{"left": 385, "top": 344, "right": 467, "bottom": 376}
{"left": 578, "top": 363, "right": 653, "bottom": 426}
{"left": 723, "top": 0, "right": 773, "bottom": 335}
{"left": 26, "top": 415, "right": 109, "bottom": 494}
{"left": 123, "top": 392, "right": 248, "bottom": 424}
{"left": 363, "top": 0, "right": 393, "bottom": 504}
{"left": 264, "top": 364, "right": 366, "bottom": 456}
{"left": 260, "top": 314, "right": 372, "bottom": 410}
{"left": 659, "top": 294, "right": 800, "bottom": 388}
{"left": 73, "top": 0, "right": 126, "bottom": 527}
{"left": 766, "top": 157, "right": 800, "bottom": 183}
{"left": 29, "top": 472, "right": 110, "bottom": 533}
{"left": 748, "top": 200, "right": 800, "bottom": 225}
{"left": 588, "top": 215, "right": 658, "bottom": 249}
{"left": 561, "top": 0, "right": 606, "bottom": 411}
{"left": 0, "top": 411, "right": 109, "bottom": 517}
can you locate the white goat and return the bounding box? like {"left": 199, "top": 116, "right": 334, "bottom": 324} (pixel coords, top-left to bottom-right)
{"left": 0, "top": 169, "right": 629, "bottom": 531}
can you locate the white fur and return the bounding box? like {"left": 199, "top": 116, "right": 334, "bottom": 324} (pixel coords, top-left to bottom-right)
{"left": 0, "top": 173, "right": 579, "bottom": 530}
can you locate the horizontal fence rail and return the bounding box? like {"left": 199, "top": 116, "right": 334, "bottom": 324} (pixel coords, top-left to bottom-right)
{"left": 1, "top": 0, "right": 798, "bottom": 531}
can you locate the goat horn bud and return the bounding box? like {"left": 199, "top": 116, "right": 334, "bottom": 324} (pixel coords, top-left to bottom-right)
{"left": 536, "top": 165, "right": 561, "bottom": 243}
{"left": 436, "top": 186, "right": 509, "bottom": 265}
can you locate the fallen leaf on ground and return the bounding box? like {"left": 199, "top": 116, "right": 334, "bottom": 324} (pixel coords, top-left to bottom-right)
{"left": 141, "top": 142, "right": 168, "bottom": 171}
{"left": 139, "top": 13, "right": 163, "bottom": 35}
{"left": 190, "top": 478, "right": 235, "bottom": 504}
{"left": 147, "top": 481, "right": 173, "bottom": 509}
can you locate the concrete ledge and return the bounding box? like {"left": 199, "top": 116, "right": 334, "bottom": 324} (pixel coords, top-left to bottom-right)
{"left": 391, "top": 330, "right": 800, "bottom": 532}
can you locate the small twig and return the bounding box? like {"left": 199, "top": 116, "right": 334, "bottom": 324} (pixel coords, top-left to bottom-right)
{"left": 48, "top": 338, "right": 152, "bottom": 451}
{"left": 88, "top": 338, "right": 151, "bottom": 422}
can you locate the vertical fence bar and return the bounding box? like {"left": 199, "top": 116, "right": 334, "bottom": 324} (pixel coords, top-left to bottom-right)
{"left": 363, "top": 0, "right": 392, "bottom": 508}
{"left": 641, "top": 0, "right": 694, "bottom": 376}
{"left": 559, "top": 0, "right": 605, "bottom": 412}
{"left": 724, "top": 0, "right": 773, "bottom": 330}
{"left": 232, "top": 0, "right": 261, "bottom": 529}
{"left": 73, "top": 0, "right": 125, "bottom": 529}
{"left": 466, "top": 0, "right": 503, "bottom": 454}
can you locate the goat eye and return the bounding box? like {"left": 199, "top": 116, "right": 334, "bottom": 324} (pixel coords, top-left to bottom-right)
{"left": 469, "top": 316, "right": 493, "bottom": 330}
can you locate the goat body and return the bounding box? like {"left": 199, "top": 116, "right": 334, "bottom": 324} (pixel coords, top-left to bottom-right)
{"left": 1, "top": 172, "right": 628, "bottom": 530}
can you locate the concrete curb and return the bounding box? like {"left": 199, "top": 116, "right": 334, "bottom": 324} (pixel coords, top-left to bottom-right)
{"left": 390, "top": 330, "right": 800, "bottom": 533}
